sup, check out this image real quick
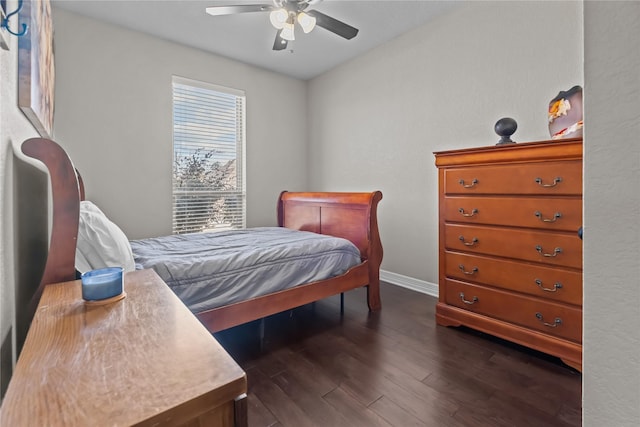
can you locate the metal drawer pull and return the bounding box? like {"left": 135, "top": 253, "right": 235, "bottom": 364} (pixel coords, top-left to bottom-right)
{"left": 458, "top": 208, "right": 478, "bottom": 217}
{"left": 458, "top": 178, "right": 478, "bottom": 188}
{"left": 459, "top": 293, "right": 478, "bottom": 305}
{"left": 459, "top": 236, "right": 479, "bottom": 246}
{"left": 534, "top": 211, "right": 562, "bottom": 223}
{"left": 535, "top": 312, "right": 562, "bottom": 327}
{"left": 535, "top": 279, "right": 563, "bottom": 292}
{"left": 535, "top": 177, "right": 562, "bottom": 187}
{"left": 535, "top": 245, "right": 562, "bottom": 257}
{"left": 459, "top": 265, "right": 479, "bottom": 275}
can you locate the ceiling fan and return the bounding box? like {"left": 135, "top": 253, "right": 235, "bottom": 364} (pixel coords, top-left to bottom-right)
{"left": 205, "top": 0, "right": 359, "bottom": 51}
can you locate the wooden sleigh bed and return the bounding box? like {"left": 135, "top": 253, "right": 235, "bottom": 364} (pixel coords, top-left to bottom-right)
{"left": 21, "top": 137, "right": 383, "bottom": 334}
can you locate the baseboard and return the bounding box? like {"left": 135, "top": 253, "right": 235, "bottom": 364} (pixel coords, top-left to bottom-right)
{"left": 380, "top": 270, "right": 439, "bottom": 298}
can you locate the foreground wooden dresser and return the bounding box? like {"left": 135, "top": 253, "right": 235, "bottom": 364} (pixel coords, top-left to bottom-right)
{"left": 434, "top": 138, "right": 583, "bottom": 371}
{"left": 0, "top": 269, "right": 248, "bottom": 426}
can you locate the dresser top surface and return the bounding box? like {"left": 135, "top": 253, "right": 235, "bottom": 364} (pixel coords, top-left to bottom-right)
{"left": 0, "top": 269, "right": 247, "bottom": 426}
{"left": 434, "top": 138, "right": 583, "bottom": 167}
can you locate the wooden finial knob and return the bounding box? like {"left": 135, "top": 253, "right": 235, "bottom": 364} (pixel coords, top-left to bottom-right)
{"left": 494, "top": 117, "right": 517, "bottom": 145}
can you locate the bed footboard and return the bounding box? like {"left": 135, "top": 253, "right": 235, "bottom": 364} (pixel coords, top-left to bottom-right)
{"left": 198, "top": 191, "right": 384, "bottom": 332}
{"left": 277, "top": 191, "right": 383, "bottom": 311}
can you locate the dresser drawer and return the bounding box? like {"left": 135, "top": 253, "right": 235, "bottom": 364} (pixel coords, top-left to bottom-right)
{"left": 444, "top": 161, "right": 582, "bottom": 195}
{"left": 445, "top": 223, "right": 583, "bottom": 269}
{"left": 442, "top": 196, "right": 582, "bottom": 231}
{"left": 445, "top": 251, "right": 582, "bottom": 305}
{"left": 444, "top": 279, "right": 582, "bottom": 343}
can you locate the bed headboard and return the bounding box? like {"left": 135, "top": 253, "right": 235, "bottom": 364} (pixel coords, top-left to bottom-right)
{"left": 22, "top": 138, "right": 81, "bottom": 288}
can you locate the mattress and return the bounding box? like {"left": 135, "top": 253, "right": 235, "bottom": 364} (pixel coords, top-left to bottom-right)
{"left": 129, "top": 227, "right": 362, "bottom": 313}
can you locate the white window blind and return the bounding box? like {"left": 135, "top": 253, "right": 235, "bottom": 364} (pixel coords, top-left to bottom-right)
{"left": 172, "top": 76, "right": 246, "bottom": 234}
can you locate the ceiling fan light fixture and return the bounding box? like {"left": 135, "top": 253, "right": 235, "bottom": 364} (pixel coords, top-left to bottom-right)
{"left": 204, "top": 1, "right": 360, "bottom": 52}
{"left": 269, "top": 8, "right": 288, "bottom": 29}
{"left": 297, "top": 11, "right": 316, "bottom": 34}
{"left": 280, "top": 22, "right": 295, "bottom": 41}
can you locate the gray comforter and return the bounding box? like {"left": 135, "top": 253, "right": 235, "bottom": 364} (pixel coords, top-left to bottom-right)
{"left": 129, "top": 227, "right": 361, "bottom": 313}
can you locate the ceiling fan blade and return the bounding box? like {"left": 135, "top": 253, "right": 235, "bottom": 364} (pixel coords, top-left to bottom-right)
{"left": 306, "top": 9, "right": 358, "bottom": 40}
{"left": 273, "top": 30, "right": 288, "bottom": 51}
{"left": 205, "top": 4, "right": 275, "bottom": 16}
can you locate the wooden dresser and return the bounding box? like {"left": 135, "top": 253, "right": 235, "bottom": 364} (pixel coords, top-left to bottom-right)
{"left": 0, "top": 269, "right": 248, "bottom": 426}
{"left": 434, "top": 138, "right": 583, "bottom": 371}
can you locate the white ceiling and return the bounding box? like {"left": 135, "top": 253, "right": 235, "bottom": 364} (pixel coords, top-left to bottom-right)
{"left": 52, "top": 0, "right": 458, "bottom": 80}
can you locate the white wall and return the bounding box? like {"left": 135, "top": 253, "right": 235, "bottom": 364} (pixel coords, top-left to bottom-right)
{"left": 307, "top": 1, "right": 583, "bottom": 284}
{"left": 53, "top": 8, "right": 308, "bottom": 240}
{"left": 583, "top": 2, "right": 640, "bottom": 425}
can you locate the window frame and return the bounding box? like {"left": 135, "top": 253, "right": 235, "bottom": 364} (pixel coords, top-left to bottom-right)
{"left": 171, "top": 75, "right": 247, "bottom": 234}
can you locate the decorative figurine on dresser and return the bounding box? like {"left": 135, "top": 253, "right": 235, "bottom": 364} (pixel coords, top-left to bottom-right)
{"left": 548, "top": 85, "right": 583, "bottom": 140}
{"left": 434, "top": 137, "right": 583, "bottom": 371}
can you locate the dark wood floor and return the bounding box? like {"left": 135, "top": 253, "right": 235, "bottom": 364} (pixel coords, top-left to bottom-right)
{"left": 214, "top": 282, "right": 582, "bottom": 427}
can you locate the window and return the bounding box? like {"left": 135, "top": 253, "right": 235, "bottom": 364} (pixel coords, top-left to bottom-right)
{"left": 172, "top": 76, "right": 246, "bottom": 234}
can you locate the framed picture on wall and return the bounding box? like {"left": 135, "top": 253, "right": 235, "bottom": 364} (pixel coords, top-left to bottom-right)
{"left": 1, "top": 0, "right": 9, "bottom": 50}
{"left": 18, "top": 0, "right": 55, "bottom": 138}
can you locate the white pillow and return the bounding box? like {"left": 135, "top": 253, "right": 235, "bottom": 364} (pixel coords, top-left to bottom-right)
{"left": 75, "top": 201, "right": 136, "bottom": 274}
